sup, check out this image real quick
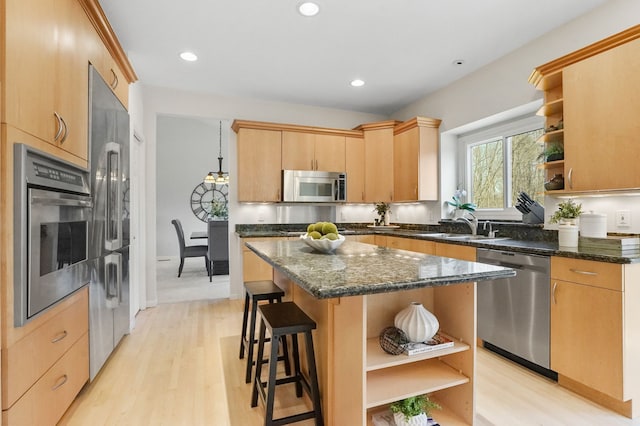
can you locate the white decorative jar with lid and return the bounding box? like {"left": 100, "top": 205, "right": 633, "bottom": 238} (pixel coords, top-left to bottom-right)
{"left": 394, "top": 302, "right": 439, "bottom": 342}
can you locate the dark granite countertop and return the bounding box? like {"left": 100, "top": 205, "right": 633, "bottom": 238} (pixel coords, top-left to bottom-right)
{"left": 246, "top": 240, "right": 516, "bottom": 299}
{"left": 237, "top": 225, "right": 640, "bottom": 264}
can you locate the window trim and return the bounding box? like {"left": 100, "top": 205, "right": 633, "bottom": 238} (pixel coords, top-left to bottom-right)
{"left": 458, "top": 114, "right": 544, "bottom": 220}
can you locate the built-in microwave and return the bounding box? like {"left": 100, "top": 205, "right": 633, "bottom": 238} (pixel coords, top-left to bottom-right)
{"left": 282, "top": 170, "right": 346, "bottom": 202}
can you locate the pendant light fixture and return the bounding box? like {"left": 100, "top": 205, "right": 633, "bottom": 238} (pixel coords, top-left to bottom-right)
{"left": 204, "top": 120, "right": 229, "bottom": 185}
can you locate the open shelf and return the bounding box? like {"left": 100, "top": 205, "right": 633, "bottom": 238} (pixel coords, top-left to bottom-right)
{"left": 536, "top": 98, "right": 563, "bottom": 116}
{"left": 538, "top": 129, "right": 564, "bottom": 143}
{"left": 366, "top": 336, "right": 469, "bottom": 371}
{"left": 538, "top": 159, "right": 565, "bottom": 170}
{"left": 366, "top": 358, "right": 470, "bottom": 408}
{"left": 368, "top": 403, "right": 469, "bottom": 426}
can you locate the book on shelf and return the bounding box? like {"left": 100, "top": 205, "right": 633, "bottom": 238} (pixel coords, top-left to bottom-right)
{"left": 404, "top": 332, "right": 454, "bottom": 355}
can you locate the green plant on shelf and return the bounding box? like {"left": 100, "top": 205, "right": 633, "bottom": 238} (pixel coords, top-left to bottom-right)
{"left": 390, "top": 394, "right": 441, "bottom": 423}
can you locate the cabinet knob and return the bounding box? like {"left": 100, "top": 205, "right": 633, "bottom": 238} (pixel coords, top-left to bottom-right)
{"left": 567, "top": 168, "right": 573, "bottom": 190}
{"left": 552, "top": 282, "right": 558, "bottom": 304}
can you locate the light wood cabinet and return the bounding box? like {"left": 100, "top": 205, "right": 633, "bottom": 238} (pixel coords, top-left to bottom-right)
{"left": 282, "top": 131, "right": 345, "bottom": 172}
{"left": 563, "top": 38, "right": 640, "bottom": 191}
{"left": 287, "top": 272, "right": 476, "bottom": 425}
{"left": 550, "top": 257, "right": 640, "bottom": 418}
{"left": 1, "top": 288, "right": 89, "bottom": 424}
{"left": 385, "top": 236, "right": 435, "bottom": 255}
{"left": 3, "top": 333, "right": 89, "bottom": 426}
{"left": 393, "top": 117, "right": 441, "bottom": 201}
{"left": 356, "top": 121, "right": 398, "bottom": 203}
{"left": 530, "top": 25, "right": 640, "bottom": 194}
{"left": 4, "top": 0, "right": 88, "bottom": 160}
{"left": 345, "top": 136, "right": 366, "bottom": 203}
{"left": 241, "top": 238, "right": 275, "bottom": 282}
{"left": 550, "top": 258, "right": 623, "bottom": 399}
{"left": 435, "top": 243, "right": 476, "bottom": 262}
{"left": 236, "top": 128, "right": 282, "bottom": 202}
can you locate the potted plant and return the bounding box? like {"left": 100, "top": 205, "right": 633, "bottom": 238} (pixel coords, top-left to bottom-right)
{"left": 209, "top": 199, "right": 229, "bottom": 220}
{"left": 550, "top": 199, "right": 582, "bottom": 248}
{"left": 374, "top": 202, "right": 391, "bottom": 226}
{"left": 445, "top": 188, "right": 476, "bottom": 218}
{"left": 549, "top": 199, "right": 582, "bottom": 224}
{"left": 390, "top": 394, "right": 441, "bottom": 426}
{"left": 538, "top": 143, "right": 564, "bottom": 162}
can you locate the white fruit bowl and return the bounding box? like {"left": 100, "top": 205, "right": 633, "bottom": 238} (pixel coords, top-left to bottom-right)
{"left": 300, "top": 233, "right": 345, "bottom": 253}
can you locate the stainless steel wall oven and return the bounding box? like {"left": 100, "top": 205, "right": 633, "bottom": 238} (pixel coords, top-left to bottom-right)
{"left": 14, "top": 144, "right": 92, "bottom": 326}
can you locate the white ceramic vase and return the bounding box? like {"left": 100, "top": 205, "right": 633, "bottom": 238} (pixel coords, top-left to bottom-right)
{"left": 558, "top": 223, "right": 579, "bottom": 248}
{"left": 384, "top": 213, "right": 391, "bottom": 226}
{"left": 394, "top": 302, "right": 439, "bottom": 342}
{"left": 393, "top": 412, "right": 429, "bottom": 426}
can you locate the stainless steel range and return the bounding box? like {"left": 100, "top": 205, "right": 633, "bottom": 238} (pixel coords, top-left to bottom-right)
{"left": 13, "top": 144, "right": 92, "bottom": 326}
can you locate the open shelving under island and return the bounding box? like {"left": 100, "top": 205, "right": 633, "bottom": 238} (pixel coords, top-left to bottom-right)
{"left": 245, "top": 240, "right": 515, "bottom": 426}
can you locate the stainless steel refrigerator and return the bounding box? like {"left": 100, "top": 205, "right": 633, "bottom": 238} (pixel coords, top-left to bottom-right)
{"left": 88, "top": 66, "right": 131, "bottom": 380}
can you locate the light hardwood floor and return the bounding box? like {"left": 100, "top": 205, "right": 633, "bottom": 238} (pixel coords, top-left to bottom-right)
{"left": 59, "top": 297, "right": 640, "bottom": 426}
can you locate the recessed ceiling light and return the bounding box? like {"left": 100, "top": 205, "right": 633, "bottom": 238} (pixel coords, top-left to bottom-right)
{"left": 298, "top": 2, "right": 320, "bottom": 17}
{"left": 350, "top": 79, "right": 365, "bottom": 87}
{"left": 452, "top": 59, "right": 465, "bottom": 66}
{"left": 180, "top": 51, "right": 198, "bottom": 62}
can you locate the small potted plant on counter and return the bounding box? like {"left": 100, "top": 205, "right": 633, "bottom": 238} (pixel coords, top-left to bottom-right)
{"left": 549, "top": 199, "right": 582, "bottom": 225}
{"left": 389, "top": 394, "right": 441, "bottom": 426}
{"left": 374, "top": 202, "right": 391, "bottom": 226}
{"left": 549, "top": 199, "right": 582, "bottom": 248}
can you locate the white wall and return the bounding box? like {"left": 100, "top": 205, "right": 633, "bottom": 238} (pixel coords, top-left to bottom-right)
{"left": 391, "top": 0, "right": 640, "bottom": 232}
{"left": 156, "top": 115, "right": 227, "bottom": 257}
{"left": 142, "top": 86, "right": 385, "bottom": 301}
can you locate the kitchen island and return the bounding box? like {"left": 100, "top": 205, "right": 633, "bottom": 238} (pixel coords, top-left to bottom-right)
{"left": 246, "top": 239, "right": 515, "bottom": 425}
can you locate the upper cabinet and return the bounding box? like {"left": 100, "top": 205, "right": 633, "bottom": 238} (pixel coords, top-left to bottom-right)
{"left": 4, "top": 0, "right": 88, "bottom": 159}
{"left": 530, "top": 25, "right": 640, "bottom": 194}
{"left": 393, "top": 117, "right": 441, "bottom": 202}
{"left": 356, "top": 121, "right": 398, "bottom": 203}
{"left": 236, "top": 127, "right": 283, "bottom": 202}
{"left": 233, "top": 117, "right": 441, "bottom": 203}
{"left": 282, "top": 131, "right": 346, "bottom": 172}
{"left": 345, "top": 136, "right": 366, "bottom": 203}
{"left": 563, "top": 37, "right": 640, "bottom": 191}
{"left": 2, "top": 0, "right": 137, "bottom": 164}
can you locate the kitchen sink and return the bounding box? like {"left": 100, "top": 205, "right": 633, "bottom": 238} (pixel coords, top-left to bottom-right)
{"left": 444, "top": 234, "right": 510, "bottom": 242}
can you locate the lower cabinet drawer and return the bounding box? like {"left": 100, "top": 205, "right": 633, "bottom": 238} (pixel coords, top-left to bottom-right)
{"left": 3, "top": 333, "right": 89, "bottom": 426}
{"left": 551, "top": 257, "right": 622, "bottom": 290}
{"left": 2, "top": 288, "right": 89, "bottom": 408}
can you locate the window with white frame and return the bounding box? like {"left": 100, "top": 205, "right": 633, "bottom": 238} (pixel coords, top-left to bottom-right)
{"left": 459, "top": 115, "right": 544, "bottom": 218}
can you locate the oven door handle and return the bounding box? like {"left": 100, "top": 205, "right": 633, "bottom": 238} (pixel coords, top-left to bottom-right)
{"left": 30, "top": 196, "right": 93, "bottom": 208}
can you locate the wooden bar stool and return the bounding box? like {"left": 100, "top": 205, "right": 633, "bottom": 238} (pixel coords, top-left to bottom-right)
{"left": 240, "top": 280, "right": 291, "bottom": 384}
{"left": 251, "top": 302, "right": 323, "bottom": 426}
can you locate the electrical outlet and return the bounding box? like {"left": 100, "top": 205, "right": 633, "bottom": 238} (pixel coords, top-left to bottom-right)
{"left": 616, "top": 210, "right": 631, "bottom": 227}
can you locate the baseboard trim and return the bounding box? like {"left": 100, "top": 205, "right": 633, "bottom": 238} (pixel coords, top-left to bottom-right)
{"left": 558, "top": 374, "right": 635, "bottom": 418}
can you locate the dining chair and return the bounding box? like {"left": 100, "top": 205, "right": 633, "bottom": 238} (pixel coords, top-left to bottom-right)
{"left": 171, "top": 219, "right": 210, "bottom": 277}
{"left": 207, "top": 220, "right": 229, "bottom": 281}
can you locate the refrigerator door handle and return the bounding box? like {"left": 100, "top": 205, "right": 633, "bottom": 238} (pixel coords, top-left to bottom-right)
{"left": 104, "top": 142, "right": 123, "bottom": 251}
{"left": 104, "top": 252, "right": 122, "bottom": 308}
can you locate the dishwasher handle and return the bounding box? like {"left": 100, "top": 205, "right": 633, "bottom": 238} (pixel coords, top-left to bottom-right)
{"left": 492, "top": 261, "right": 523, "bottom": 270}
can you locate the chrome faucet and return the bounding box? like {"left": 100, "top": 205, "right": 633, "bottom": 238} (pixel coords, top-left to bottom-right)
{"left": 455, "top": 215, "right": 478, "bottom": 235}
{"left": 483, "top": 220, "right": 498, "bottom": 238}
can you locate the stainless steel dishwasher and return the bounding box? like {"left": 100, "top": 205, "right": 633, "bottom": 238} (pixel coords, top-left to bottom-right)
{"left": 477, "top": 248, "right": 555, "bottom": 378}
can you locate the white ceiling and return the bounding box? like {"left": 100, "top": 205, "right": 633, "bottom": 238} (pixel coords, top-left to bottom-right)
{"left": 100, "top": 0, "right": 609, "bottom": 116}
